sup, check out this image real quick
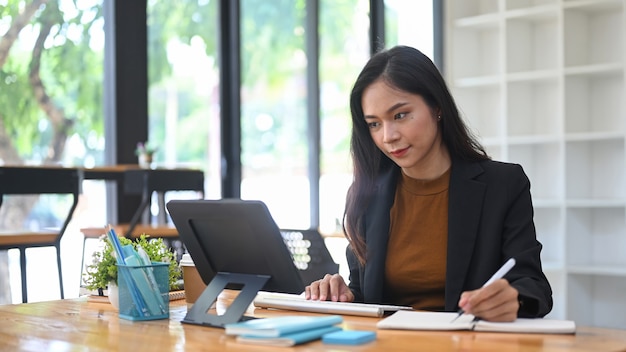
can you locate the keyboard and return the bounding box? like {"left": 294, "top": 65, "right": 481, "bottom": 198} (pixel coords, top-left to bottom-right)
{"left": 253, "top": 292, "right": 413, "bottom": 318}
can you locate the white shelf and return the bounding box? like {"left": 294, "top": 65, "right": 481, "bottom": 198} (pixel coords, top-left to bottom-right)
{"left": 563, "top": 2, "right": 624, "bottom": 67}
{"left": 505, "top": 0, "right": 558, "bottom": 12}
{"left": 506, "top": 79, "right": 560, "bottom": 136}
{"left": 566, "top": 207, "right": 626, "bottom": 266}
{"left": 445, "top": 0, "right": 626, "bottom": 329}
{"left": 455, "top": 75, "right": 500, "bottom": 87}
{"left": 533, "top": 199, "right": 563, "bottom": 208}
{"left": 568, "top": 266, "right": 626, "bottom": 277}
{"left": 505, "top": 12, "right": 559, "bottom": 73}
{"left": 509, "top": 143, "right": 562, "bottom": 199}
{"left": 449, "top": 0, "right": 499, "bottom": 20}
{"left": 565, "top": 140, "right": 625, "bottom": 199}
{"left": 454, "top": 85, "right": 502, "bottom": 140}
{"left": 564, "top": 75, "right": 624, "bottom": 134}
{"left": 450, "top": 25, "right": 501, "bottom": 79}
{"left": 566, "top": 274, "right": 626, "bottom": 328}
{"left": 506, "top": 4, "right": 559, "bottom": 18}
{"left": 564, "top": 62, "right": 623, "bottom": 76}
{"left": 565, "top": 131, "right": 624, "bottom": 142}
{"left": 534, "top": 207, "right": 563, "bottom": 264}
{"left": 566, "top": 199, "right": 626, "bottom": 207}
{"left": 455, "top": 13, "right": 500, "bottom": 28}
{"left": 563, "top": 0, "right": 623, "bottom": 11}
{"left": 507, "top": 69, "right": 559, "bottom": 81}
{"left": 507, "top": 135, "right": 561, "bottom": 144}
{"left": 542, "top": 262, "right": 564, "bottom": 272}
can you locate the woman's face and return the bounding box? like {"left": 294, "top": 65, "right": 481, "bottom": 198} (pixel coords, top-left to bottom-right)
{"left": 362, "top": 79, "right": 448, "bottom": 179}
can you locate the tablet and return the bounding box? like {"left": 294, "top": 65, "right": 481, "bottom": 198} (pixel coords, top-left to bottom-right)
{"left": 166, "top": 199, "right": 305, "bottom": 294}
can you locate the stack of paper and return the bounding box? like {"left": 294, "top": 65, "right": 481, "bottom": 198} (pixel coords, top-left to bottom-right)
{"left": 224, "top": 315, "right": 343, "bottom": 347}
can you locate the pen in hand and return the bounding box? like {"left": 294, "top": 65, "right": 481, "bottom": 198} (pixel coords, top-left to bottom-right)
{"left": 450, "top": 258, "right": 516, "bottom": 322}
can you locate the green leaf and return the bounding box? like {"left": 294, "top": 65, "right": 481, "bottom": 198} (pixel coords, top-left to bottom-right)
{"left": 82, "top": 234, "right": 181, "bottom": 291}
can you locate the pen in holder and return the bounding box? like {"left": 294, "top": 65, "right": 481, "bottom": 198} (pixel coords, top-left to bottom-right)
{"left": 117, "top": 262, "right": 170, "bottom": 321}
{"left": 106, "top": 226, "right": 169, "bottom": 321}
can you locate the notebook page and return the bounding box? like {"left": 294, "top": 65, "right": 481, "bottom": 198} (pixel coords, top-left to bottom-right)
{"left": 377, "top": 311, "right": 475, "bottom": 330}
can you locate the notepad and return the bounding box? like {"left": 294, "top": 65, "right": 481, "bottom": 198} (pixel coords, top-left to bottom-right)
{"left": 225, "top": 315, "right": 343, "bottom": 337}
{"left": 377, "top": 311, "right": 576, "bottom": 334}
{"left": 225, "top": 315, "right": 344, "bottom": 347}
{"left": 235, "top": 326, "right": 342, "bottom": 347}
{"left": 322, "top": 330, "right": 377, "bottom": 345}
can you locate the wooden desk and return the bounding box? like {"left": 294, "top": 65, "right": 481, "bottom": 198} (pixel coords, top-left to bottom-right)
{"left": 1, "top": 292, "right": 625, "bottom": 351}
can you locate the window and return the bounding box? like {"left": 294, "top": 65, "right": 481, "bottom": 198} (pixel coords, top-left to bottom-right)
{"left": 385, "top": 0, "right": 434, "bottom": 60}
{"left": 318, "top": 0, "right": 370, "bottom": 235}
{"left": 147, "top": 0, "right": 220, "bottom": 199}
{"left": 239, "top": 0, "right": 309, "bottom": 229}
{"left": 0, "top": 0, "right": 438, "bottom": 303}
{"left": 0, "top": 0, "right": 105, "bottom": 302}
{"left": 235, "top": 0, "right": 436, "bottom": 232}
{"left": 0, "top": 0, "right": 105, "bottom": 166}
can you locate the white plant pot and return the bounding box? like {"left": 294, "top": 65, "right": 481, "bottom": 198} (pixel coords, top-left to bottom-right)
{"left": 108, "top": 282, "right": 119, "bottom": 310}
{"left": 138, "top": 153, "right": 154, "bottom": 168}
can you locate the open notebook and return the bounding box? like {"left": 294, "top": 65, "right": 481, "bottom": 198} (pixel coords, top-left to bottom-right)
{"left": 377, "top": 311, "right": 576, "bottom": 334}
{"left": 253, "top": 292, "right": 412, "bottom": 318}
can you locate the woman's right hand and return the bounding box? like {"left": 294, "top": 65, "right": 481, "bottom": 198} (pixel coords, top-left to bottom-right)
{"left": 304, "top": 273, "right": 354, "bottom": 302}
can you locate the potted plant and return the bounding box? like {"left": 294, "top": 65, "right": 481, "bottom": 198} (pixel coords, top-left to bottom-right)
{"left": 135, "top": 141, "right": 158, "bottom": 168}
{"left": 83, "top": 234, "right": 181, "bottom": 308}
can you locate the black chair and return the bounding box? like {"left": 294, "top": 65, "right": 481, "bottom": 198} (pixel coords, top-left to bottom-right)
{"left": 280, "top": 228, "right": 339, "bottom": 285}
{"left": 0, "top": 166, "right": 82, "bottom": 303}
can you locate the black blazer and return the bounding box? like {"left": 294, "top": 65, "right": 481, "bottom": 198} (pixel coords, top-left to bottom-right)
{"left": 346, "top": 158, "right": 553, "bottom": 318}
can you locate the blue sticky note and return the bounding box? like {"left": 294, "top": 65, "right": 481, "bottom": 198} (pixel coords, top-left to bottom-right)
{"left": 322, "top": 330, "right": 376, "bottom": 345}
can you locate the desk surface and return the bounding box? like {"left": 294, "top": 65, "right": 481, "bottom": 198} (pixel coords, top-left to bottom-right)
{"left": 1, "top": 292, "right": 625, "bottom": 351}
{"left": 80, "top": 165, "right": 205, "bottom": 226}
{"left": 82, "top": 164, "right": 203, "bottom": 180}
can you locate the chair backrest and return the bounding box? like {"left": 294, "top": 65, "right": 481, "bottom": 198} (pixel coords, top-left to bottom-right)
{"left": 280, "top": 229, "right": 339, "bottom": 285}
{"left": 0, "top": 166, "right": 82, "bottom": 244}
{"left": 0, "top": 166, "right": 82, "bottom": 196}
{"left": 123, "top": 169, "right": 205, "bottom": 195}
{"left": 0, "top": 166, "right": 82, "bottom": 213}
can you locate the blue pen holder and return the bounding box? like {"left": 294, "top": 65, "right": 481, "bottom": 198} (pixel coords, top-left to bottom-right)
{"left": 117, "top": 262, "right": 169, "bottom": 321}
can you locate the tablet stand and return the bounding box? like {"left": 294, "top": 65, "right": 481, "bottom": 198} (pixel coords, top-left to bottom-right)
{"left": 181, "top": 272, "right": 270, "bottom": 328}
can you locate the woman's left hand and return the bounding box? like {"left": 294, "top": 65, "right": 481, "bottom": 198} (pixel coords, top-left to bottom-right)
{"left": 457, "top": 279, "right": 519, "bottom": 322}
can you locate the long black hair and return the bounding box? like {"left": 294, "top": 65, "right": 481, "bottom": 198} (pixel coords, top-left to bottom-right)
{"left": 344, "top": 45, "right": 489, "bottom": 264}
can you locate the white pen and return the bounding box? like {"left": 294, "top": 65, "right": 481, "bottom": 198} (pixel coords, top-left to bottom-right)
{"left": 451, "top": 258, "right": 517, "bottom": 322}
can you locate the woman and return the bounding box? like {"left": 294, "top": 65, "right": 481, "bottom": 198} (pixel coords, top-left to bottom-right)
{"left": 305, "top": 46, "right": 552, "bottom": 322}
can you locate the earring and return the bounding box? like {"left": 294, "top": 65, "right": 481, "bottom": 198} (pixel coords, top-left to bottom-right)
{"left": 437, "top": 115, "right": 441, "bottom": 121}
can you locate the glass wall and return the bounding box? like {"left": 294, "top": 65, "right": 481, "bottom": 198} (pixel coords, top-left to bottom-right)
{"left": 0, "top": 0, "right": 105, "bottom": 303}
{"left": 0, "top": 0, "right": 105, "bottom": 166}
{"left": 147, "top": 0, "right": 221, "bottom": 200}
{"left": 239, "top": 0, "right": 310, "bottom": 229}
{"left": 385, "top": 0, "right": 434, "bottom": 60}
{"left": 0, "top": 0, "right": 437, "bottom": 303}
{"left": 318, "top": 0, "right": 370, "bottom": 235}
{"left": 318, "top": 0, "right": 434, "bottom": 236}
{"left": 144, "top": 0, "right": 435, "bottom": 233}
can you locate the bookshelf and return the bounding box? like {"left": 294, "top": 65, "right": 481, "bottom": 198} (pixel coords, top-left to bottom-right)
{"left": 444, "top": 0, "right": 625, "bottom": 329}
